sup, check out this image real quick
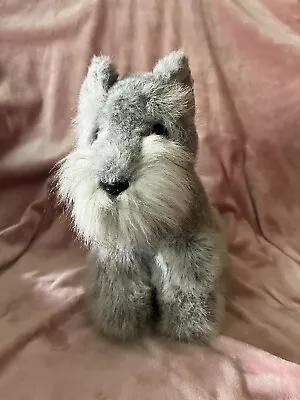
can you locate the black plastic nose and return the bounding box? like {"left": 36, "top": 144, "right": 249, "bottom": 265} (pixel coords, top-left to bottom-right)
{"left": 100, "top": 180, "right": 129, "bottom": 196}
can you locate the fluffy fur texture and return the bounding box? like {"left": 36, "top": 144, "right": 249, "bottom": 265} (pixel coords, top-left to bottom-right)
{"left": 57, "top": 50, "right": 228, "bottom": 344}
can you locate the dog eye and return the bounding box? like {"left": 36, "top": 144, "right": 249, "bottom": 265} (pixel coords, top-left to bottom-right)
{"left": 152, "top": 123, "right": 168, "bottom": 137}
{"left": 91, "top": 128, "right": 100, "bottom": 143}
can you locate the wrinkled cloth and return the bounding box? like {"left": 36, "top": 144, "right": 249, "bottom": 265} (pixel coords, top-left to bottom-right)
{"left": 1, "top": 0, "right": 300, "bottom": 398}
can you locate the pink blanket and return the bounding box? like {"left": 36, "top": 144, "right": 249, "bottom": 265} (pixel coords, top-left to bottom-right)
{"left": 1, "top": 0, "right": 300, "bottom": 398}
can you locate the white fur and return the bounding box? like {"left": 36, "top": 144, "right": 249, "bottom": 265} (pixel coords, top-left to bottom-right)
{"left": 57, "top": 136, "right": 197, "bottom": 248}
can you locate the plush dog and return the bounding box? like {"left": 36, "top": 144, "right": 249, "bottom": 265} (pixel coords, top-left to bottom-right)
{"left": 57, "top": 50, "right": 228, "bottom": 344}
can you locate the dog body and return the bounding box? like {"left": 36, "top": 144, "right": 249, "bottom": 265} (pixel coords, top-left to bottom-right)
{"left": 57, "top": 51, "right": 228, "bottom": 344}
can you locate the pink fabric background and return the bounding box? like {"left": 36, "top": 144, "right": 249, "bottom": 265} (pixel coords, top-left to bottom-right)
{"left": 1, "top": 0, "right": 300, "bottom": 398}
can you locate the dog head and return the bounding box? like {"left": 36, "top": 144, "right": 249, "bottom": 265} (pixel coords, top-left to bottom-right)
{"left": 57, "top": 50, "right": 199, "bottom": 248}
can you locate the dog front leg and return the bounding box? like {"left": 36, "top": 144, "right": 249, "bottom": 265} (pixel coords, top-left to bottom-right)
{"left": 153, "top": 233, "right": 226, "bottom": 345}
{"left": 85, "top": 249, "right": 152, "bottom": 341}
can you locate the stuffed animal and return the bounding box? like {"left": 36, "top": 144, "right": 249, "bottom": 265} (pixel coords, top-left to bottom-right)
{"left": 57, "top": 50, "right": 228, "bottom": 344}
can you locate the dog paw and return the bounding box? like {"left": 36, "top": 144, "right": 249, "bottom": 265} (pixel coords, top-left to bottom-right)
{"left": 155, "top": 290, "right": 221, "bottom": 345}
{"left": 86, "top": 285, "right": 152, "bottom": 342}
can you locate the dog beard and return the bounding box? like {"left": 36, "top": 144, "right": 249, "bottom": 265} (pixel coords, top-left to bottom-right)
{"left": 56, "top": 136, "right": 197, "bottom": 248}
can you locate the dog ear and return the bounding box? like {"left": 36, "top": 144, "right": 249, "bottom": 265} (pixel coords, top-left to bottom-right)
{"left": 75, "top": 56, "right": 118, "bottom": 147}
{"left": 153, "top": 50, "right": 193, "bottom": 87}
{"left": 78, "top": 55, "right": 118, "bottom": 111}
{"left": 85, "top": 55, "right": 118, "bottom": 93}
{"left": 87, "top": 56, "right": 118, "bottom": 92}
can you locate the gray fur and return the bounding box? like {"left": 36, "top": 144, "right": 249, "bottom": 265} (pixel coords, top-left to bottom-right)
{"left": 57, "top": 50, "right": 228, "bottom": 344}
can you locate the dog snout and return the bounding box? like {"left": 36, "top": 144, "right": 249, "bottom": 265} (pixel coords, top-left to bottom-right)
{"left": 99, "top": 180, "right": 130, "bottom": 196}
